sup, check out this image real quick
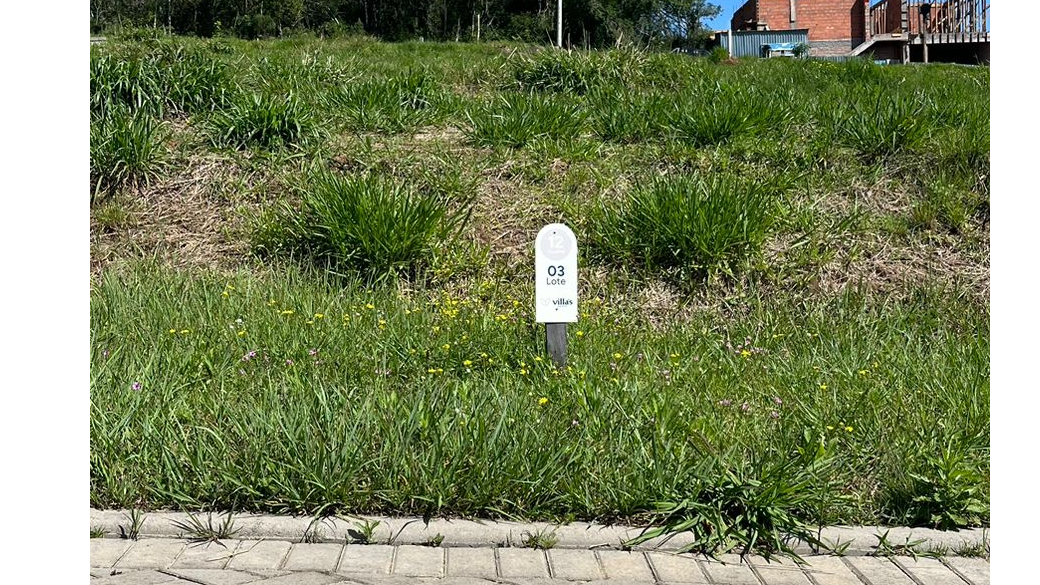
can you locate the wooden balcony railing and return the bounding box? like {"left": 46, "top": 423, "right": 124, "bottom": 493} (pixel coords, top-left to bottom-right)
{"left": 870, "top": 0, "right": 990, "bottom": 36}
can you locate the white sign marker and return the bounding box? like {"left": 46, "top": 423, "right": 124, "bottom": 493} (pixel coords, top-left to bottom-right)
{"left": 535, "top": 223, "right": 578, "bottom": 323}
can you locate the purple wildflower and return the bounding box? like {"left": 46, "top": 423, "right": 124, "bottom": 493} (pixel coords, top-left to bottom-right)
{"left": 773, "top": 396, "right": 783, "bottom": 406}
{"left": 285, "top": 359, "right": 294, "bottom": 366}
{"left": 131, "top": 381, "right": 142, "bottom": 391}
{"left": 741, "top": 401, "right": 751, "bottom": 413}
{"left": 718, "top": 399, "right": 732, "bottom": 407}
{"left": 308, "top": 348, "right": 319, "bottom": 356}
{"left": 770, "top": 410, "right": 780, "bottom": 420}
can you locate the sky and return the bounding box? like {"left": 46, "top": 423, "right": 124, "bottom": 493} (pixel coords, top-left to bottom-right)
{"left": 704, "top": 0, "right": 747, "bottom": 31}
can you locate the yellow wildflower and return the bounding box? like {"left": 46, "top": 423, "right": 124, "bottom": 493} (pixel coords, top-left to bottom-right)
{"left": 819, "top": 384, "right": 828, "bottom": 391}
{"left": 280, "top": 310, "right": 294, "bottom": 316}
{"left": 169, "top": 329, "right": 177, "bottom": 335}
{"left": 740, "top": 350, "right": 752, "bottom": 358}
{"left": 576, "top": 330, "right": 584, "bottom": 337}
{"left": 845, "top": 426, "right": 854, "bottom": 432}
{"left": 237, "top": 330, "right": 246, "bottom": 337}
{"left": 180, "top": 329, "right": 190, "bottom": 335}
{"left": 613, "top": 352, "right": 622, "bottom": 360}
{"left": 314, "top": 313, "right": 324, "bottom": 319}
{"left": 463, "top": 360, "right": 473, "bottom": 367}
{"left": 365, "top": 303, "right": 375, "bottom": 310}
{"left": 538, "top": 397, "right": 549, "bottom": 405}
{"left": 442, "top": 343, "right": 451, "bottom": 351}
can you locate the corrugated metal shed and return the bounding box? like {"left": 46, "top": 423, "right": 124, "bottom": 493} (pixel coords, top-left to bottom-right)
{"left": 715, "top": 29, "right": 809, "bottom": 58}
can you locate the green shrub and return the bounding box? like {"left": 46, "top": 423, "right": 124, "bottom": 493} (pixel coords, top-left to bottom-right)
{"left": 113, "top": 26, "right": 169, "bottom": 43}
{"left": 235, "top": 14, "right": 277, "bottom": 39}
{"left": 465, "top": 92, "right": 585, "bottom": 148}
{"left": 319, "top": 18, "right": 367, "bottom": 38}
{"left": 258, "top": 172, "right": 473, "bottom": 278}
{"left": 709, "top": 46, "right": 729, "bottom": 63}
{"left": 595, "top": 173, "right": 781, "bottom": 275}
{"left": 90, "top": 106, "right": 167, "bottom": 201}
{"left": 206, "top": 92, "right": 314, "bottom": 149}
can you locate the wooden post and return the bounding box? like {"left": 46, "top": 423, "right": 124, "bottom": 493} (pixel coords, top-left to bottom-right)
{"left": 476, "top": 13, "right": 481, "bottom": 42}
{"left": 546, "top": 323, "right": 567, "bottom": 368}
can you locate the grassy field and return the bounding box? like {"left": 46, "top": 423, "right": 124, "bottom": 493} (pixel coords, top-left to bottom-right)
{"left": 90, "top": 31, "right": 990, "bottom": 556}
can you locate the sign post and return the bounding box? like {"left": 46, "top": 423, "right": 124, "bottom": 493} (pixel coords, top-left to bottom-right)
{"left": 535, "top": 224, "right": 578, "bottom": 368}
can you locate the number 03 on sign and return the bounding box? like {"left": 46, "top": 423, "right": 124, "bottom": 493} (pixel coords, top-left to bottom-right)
{"left": 535, "top": 223, "right": 578, "bottom": 323}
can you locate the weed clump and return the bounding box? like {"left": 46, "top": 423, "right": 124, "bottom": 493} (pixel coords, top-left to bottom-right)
{"left": 465, "top": 92, "right": 585, "bottom": 148}
{"left": 206, "top": 92, "right": 315, "bottom": 149}
{"left": 327, "top": 70, "right": 448, "bottom": 133}
{"left": 90, "top": 106, "right": 167, "bottom": 201}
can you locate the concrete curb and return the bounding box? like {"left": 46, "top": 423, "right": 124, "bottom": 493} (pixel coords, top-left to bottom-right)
{"left": 89, "top": 509, "right": 988, "bottom": 557}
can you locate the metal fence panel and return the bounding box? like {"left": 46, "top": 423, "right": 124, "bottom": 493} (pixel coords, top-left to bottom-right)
{"left": 716, "top": 29, "right": 810, "bottom": 58}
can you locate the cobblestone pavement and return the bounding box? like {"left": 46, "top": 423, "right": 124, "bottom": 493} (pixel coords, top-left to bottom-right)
{"left": 91, "top": 538, "right": 990, "bottom": 585}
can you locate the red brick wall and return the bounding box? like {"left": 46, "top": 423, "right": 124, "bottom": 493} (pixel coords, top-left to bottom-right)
{"left": 735, "top": 0, "right": 869, "bottom": 42}
{"left": 731, "top": 0, "right": 759, "bottom": 30}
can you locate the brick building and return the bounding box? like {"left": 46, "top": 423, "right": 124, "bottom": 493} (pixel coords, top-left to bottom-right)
{"left": 729, "top": 0, "right": 990, "bottom": 62}
{"left": 730, "top": 0, "right": 869, "bottom": 56}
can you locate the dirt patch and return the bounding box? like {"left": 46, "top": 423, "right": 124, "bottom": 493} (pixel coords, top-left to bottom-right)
{"left": 90, "top": 153, "right": 258, "bottom": 277}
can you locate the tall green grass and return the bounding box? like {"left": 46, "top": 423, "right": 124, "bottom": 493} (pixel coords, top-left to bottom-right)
{"left": 254, "top": 171, "right": 473, "bottom": 278}
{"left": 594, "top": 173, "right": 782, "bottom": 276}
{"left": 587, "top": 89, "right": 668, "bottom": 143}
{"left": 90, "top": 263, "right": 989, "bottom": 537}
{"left": 325, "top": 70, "right": 452, "bottom": 133}
{"left": 206, "top": 92, "right": 315, "bottom": 149}
{"left": 465, "top": 92, "right": 585, "bottom": 147}
{"left": 666, "top": 82, "right": 790, "bottom": 147}
{"left": 824, "top": 85, "right": 931, "bottom": 157}
{"left": 90, "top": 45, "right": 234, "bottom": 118}
{"left": 90, "top": 106, "right": 167, "bottom": 200}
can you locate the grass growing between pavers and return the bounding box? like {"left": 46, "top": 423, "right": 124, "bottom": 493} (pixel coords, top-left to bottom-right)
{"left": 90, "top": 33, "right": 989, "bottom": 558}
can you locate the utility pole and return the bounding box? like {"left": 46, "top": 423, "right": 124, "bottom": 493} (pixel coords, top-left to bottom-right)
{"left": 557, "top": 0, "right": 563, "bottom": 48}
